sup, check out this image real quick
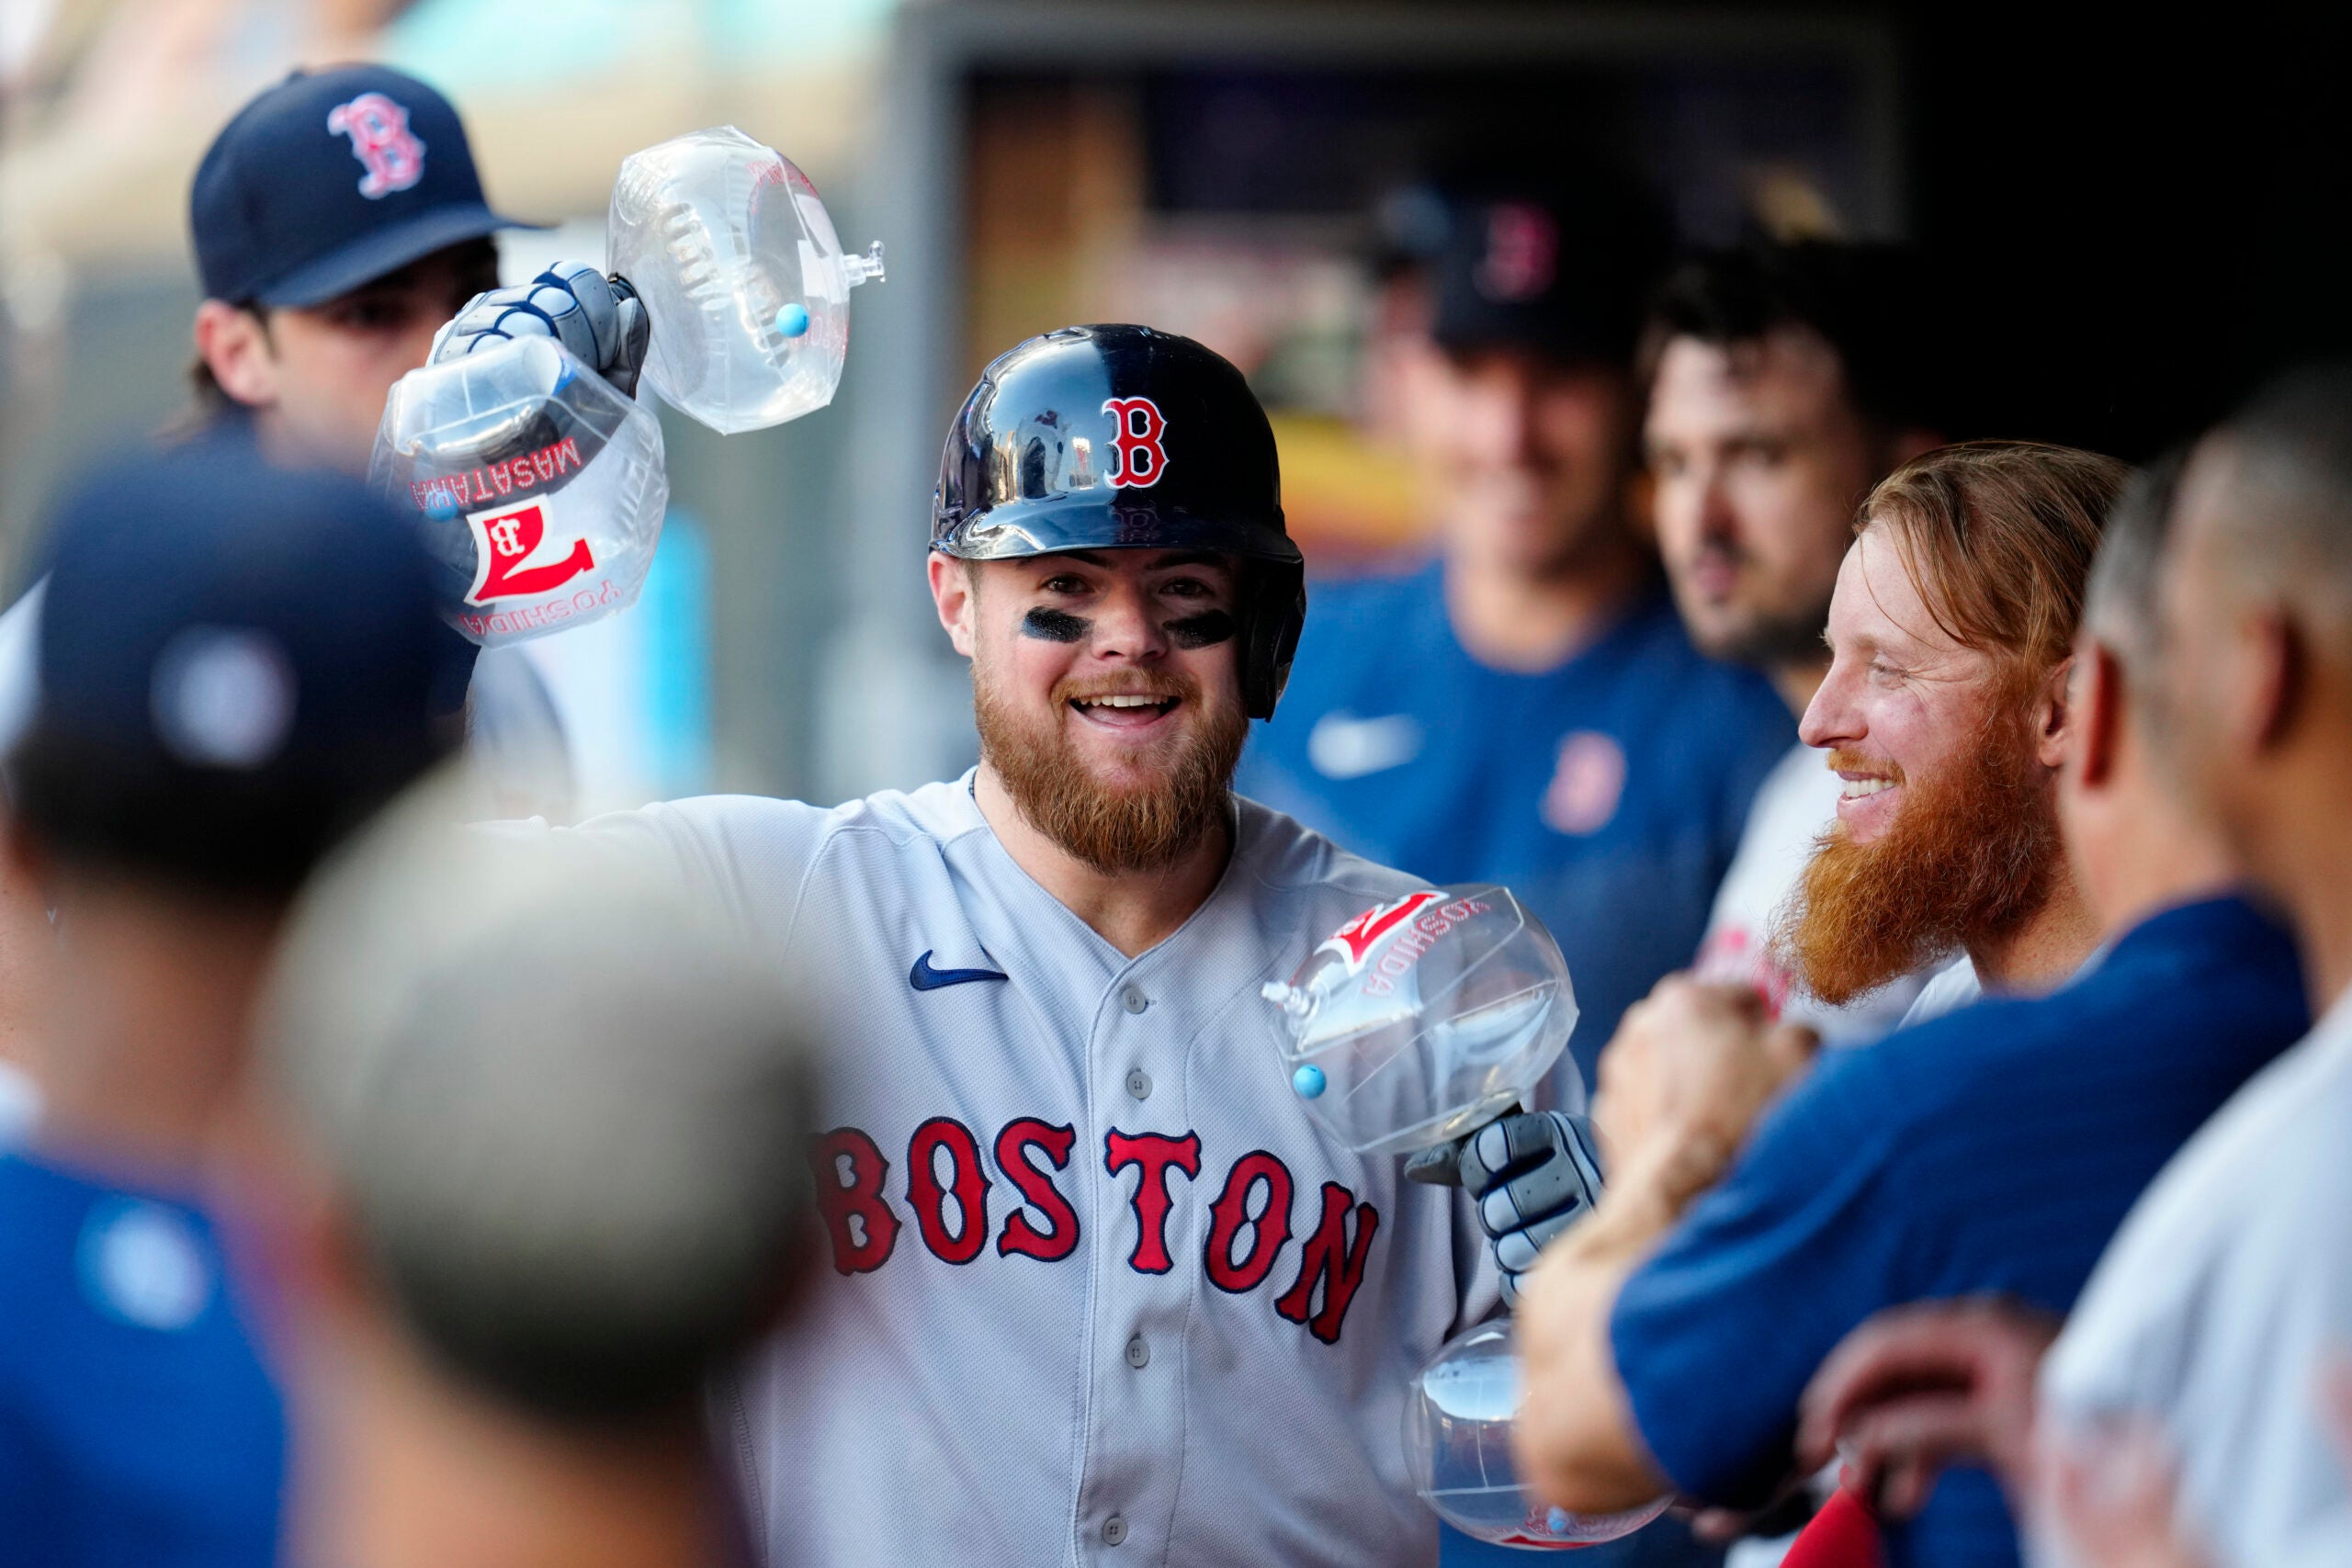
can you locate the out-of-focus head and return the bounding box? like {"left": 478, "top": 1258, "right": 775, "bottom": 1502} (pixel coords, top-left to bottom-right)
{"left": 259, "top": 809, "right": 818, "bottom": 1425}
{"left": 2154, "top": 367, "right": 2352, "bottom": 883}
{"left": 1398, "top": 175, "right": 1667, "bottom": 579}
{"left": 6, "top": 439, "right": 468, "bottom": 907}
{"left": 1642, "top": 244, "right": 1943, "bottom": 668}
{"left": 2056, "top": 457, "right": 2189, "bottom": 905}
{"left": 188, "top": 64, "right": 532, "bottom": 471}
{"left": 1781, "top": 442, "right": 2124, "bottom": 1003}
{"left": 930, "top": 325, "right": 1300, "bottom": 873}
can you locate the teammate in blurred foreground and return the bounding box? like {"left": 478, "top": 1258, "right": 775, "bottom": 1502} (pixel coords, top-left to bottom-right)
{"left": 526, "top": 324, "right": 1521, "bottom": 1568}
{"left": 0, "top": 65, "right": 590, "bottom": 1128}
{"left": 1238, "top": 177, "right": 1793, "bottom": 1083}
{"left": 1468, "top": 443, "right": 2307, "bottom": 1568}
{"left": 0, "top": 442, "right": 461, "bottom": 1566}
{"left": 1796, "top": 368, "right": 2352, "bottom": 1568}
{"left": 1645, "top": 244, "right": 1945, "bottom": 1038}
{"left": 246, "top": 812, "right": 817, "bottom": 1568}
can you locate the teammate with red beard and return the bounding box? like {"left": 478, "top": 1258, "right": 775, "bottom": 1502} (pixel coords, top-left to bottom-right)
{"left": 1464, "top": 443, "right": 2306, "bottom": 1568}
{"left": 1773, "top": 445, "right": 2114, "bottom": 1017}
{"left": 523, "top": 325, "right": 1511, "bottom": 1568}
{"left": 1464, "top": 442, "right": 2122, "bottom": 1304}
{"left": 1645, "top": 243, "right": 1947, "bottom": 1040}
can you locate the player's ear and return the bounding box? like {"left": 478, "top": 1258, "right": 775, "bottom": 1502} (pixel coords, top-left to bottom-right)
{"left": 2032, "top": 653, "right": 2075, "bottom": 772}
{"left": 194, "top": 300, "right": 281, "bottom": 410}
{"left": 928, "top": 553, "right": 978, "bottom": 659}
{"left": 2073, "top": 639, "right": 2125, "bottom": 789}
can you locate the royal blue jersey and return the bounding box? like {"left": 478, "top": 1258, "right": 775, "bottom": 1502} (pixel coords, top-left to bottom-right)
{"left": 1611, "top": 896, "right": 2310, "bottom": 1568}
{"left": 1238, "top": 561, "right": 1792, "bottom": 1087}
{"left": 0, "top": 1154, "right": 286, "bottom": 1568}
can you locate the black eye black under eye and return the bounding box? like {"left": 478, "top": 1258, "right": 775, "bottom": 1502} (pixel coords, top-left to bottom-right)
{"left": 1023, "top": 608, "right": 1090, "bottom": 643}
{"left": 1166, "top": 610, "right": 1237, "bottom": 649}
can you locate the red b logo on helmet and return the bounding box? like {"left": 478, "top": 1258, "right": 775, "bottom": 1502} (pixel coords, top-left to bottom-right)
{"left": 326, "top": 93, "right": 426, "bottom": 198}
{"left": 1102, "top": 397, "right": 1170, "bottom": 490}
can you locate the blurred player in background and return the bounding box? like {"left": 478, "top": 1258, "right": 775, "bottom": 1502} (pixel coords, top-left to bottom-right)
{"left": 1800, "top": 368, "right": 2352, "bottom": 1568}
{"left": 1492, "top": 445, "right": 2259, "bottom": 1568}
{"left": 1238, "top": 175, "right": 1794, "bottom": 1093}
{"left": 178, "top": 64, "right": 518, "bottom": 470}
{"left": 244, "top": 813, "right": 819, "bottom": 1568}
{"left": 0, "top": 442, "right": 462, "bottom": 1566}
{"left": 1645, "top": 244, "right": 1946, "bottom": 1038}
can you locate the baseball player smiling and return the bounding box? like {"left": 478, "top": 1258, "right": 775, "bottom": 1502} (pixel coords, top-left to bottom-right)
{"left": 528, "top": 323, "right": 1516, "bottom": 1566}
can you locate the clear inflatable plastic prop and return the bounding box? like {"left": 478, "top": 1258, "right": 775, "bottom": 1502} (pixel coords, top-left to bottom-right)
{"left": 1269, "top": 889, "right": 1664, "bottom": 1549}
{"left": 1261, "top": 886, "right": 1576, "bottom": 1157}
{"left": 608, "top": 125, "right": 885, "bottom": 434}
{"left": 371, "top": 335, "right": 667, "bottom": 649}
{"left": 1406, "top": 1319, "right": 1672, "bottom": 1550}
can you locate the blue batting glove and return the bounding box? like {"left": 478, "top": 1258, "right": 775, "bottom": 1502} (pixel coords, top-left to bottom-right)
{"left": 431, "top": 261, "right": 650, "bottom": 398}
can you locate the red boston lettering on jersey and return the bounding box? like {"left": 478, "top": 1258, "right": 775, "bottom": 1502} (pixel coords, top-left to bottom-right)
{"left": 1317, "top": 890, "right": 1443, "bottom": 972}
{"left": 1274, "top": 1181, "right": 1381, "bottom": 1344}
{"left": 465, "top": 501, "right": 596, "bottom": 604}
{"left": 1104, "top": 1130, "right": 1203, "bottom": 1274}
{"left": 1203, "top": 1150, "right": 1295, "bottom": 1294}
{"left": 808, "top": 1127, "right": 899, "bottom": 1276}
{"left": 1101, "top": 397, "right": 1170, "bottom": 490}
{"left": 994, "top": 1118, "right": 1080, "bottom": 1262}
{"left": 907, "top": 1117, "right": 992, "bottom": 1265}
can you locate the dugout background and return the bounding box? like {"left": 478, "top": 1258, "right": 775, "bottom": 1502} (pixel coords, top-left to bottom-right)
{"left": 1, "top": 0, "right": 2346, "bottom": 812}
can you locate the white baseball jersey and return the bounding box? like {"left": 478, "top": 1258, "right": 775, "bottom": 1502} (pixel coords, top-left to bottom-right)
{"left": 1690, "top": 739, "right": 1928, "bottom": 1043}
{"left": 550, "top": 773, "right": 1498, "bottom": 1568}
{"left": 2035, "top": 984, "right": 2352, "bottom": 1568}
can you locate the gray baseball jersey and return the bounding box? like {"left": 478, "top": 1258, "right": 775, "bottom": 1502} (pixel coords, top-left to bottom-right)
{"left": 549, "top": 772, "right": 1498, "bottom": 1567}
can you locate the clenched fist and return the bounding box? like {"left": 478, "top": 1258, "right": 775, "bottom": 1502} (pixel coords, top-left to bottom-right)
{"left": 431, "top": 261, "right": 650, "bottom": 398}
{"left": 1593, "top": 975, "right": 1818, "bottom": 1180}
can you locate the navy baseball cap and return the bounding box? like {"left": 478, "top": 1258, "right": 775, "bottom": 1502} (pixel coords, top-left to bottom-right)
{"left": 1427, "top": 173, "right": 1668, "bottom": 368}
{"left": 7, "top": 436, "right": 470, "bottom": 897}
{"left": 191, "top": 63, "right": 542, "bottom": 310}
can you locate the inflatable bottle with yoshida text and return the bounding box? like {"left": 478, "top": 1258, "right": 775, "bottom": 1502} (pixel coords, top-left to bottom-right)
{"left": 371, "top": 126, "right": 882, "bottom": 646}
{"left": 1265, "top": 888, "right": 1666, "bottom": 1550}
{"left": 1261, "top": 886, "right": 1575, "bottom": 1157}
{"left": 373, "top": 335, "right": 667, "bottom": 649}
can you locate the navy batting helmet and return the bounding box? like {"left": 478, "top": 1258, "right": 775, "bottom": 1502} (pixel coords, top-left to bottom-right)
{"left": 932, "top": 324, "right": 1306, "bottom": 719}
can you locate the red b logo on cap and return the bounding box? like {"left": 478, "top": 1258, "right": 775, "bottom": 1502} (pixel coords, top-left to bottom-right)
{"left": 1476, "top": 202, "right": 1558, "bottom": 303}
{"left": 326, "top": 93, "right": 426, "bottom": 199}
{"left": 1102, "top": 397, "right": 1170, "bottom": 490}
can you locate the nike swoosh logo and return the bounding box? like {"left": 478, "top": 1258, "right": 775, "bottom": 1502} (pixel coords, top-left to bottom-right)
{"left": 1307, "top": 710, "right": 1424, "bottom": 780}
{"left": 910, "top": 951, "right": 1010, "bottom": 991}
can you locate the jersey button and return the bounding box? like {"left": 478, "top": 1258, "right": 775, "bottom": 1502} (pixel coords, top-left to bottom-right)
{"left": 1125, "top": 1335, "right": 1150, "bottom": 1369}
{"left": 1120, "top": 984, "right": 1148, "bottom": 1014}
{"left": 1125, "top": 1068, "right": 1152, "bottom": 1100}
{"left": 1102, "top": 1517, "right": 1128, "bottom": 1546}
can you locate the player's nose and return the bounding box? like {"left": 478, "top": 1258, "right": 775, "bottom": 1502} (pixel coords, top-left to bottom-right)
{"left": 1799, "top": 657, "right": 1866, "bottom": 750}
{"left": 1695, "top": 470, "right": 1740, "bottom": 542}
{"left": 1082, "top": 578, "right": 1169, "bottom": 662}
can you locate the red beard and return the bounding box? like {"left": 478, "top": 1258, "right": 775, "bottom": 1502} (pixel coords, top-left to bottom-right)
{"left": 974, "top": 668, "right": 1246, "bottom": 875}
{"left": 1774, "top": 716, "right": 2062, "bottom": 1007}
